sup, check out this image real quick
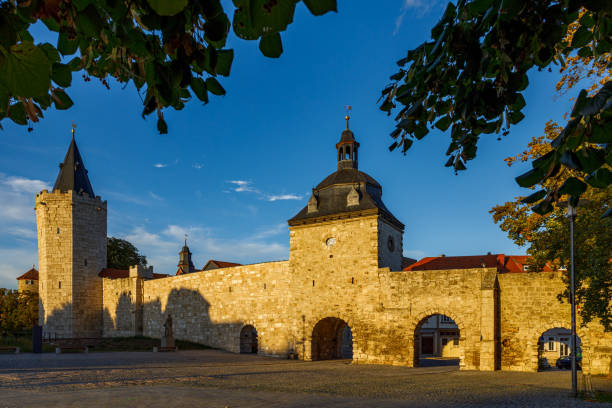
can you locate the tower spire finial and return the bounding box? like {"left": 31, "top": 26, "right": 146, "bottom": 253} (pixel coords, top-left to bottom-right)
{"left": 345, "top": 105, "right": 352, "bottom": 130}
{"left": 71, "top": 122, "right": 76, "bottom": 140}
{"left": 184, "top": 234, "right": 188, "bottom": 246}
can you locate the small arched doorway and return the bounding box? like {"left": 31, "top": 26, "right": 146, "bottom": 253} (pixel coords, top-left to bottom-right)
{"left": 414, "top": 314, "right": 461, "bottom": 367}
{"left": 240, "top": 325, "right": 258, "bottom": 354}
{"left": 311, "top": 317, "right": 353, "bottom": 361}
{"left": 538, "top": 327, "right": 581, "bottom": 371}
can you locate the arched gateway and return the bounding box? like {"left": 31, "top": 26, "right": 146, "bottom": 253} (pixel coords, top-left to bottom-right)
{"left": 239, "top": 325, "right": 258, "bottom": 354}
{"left": 311, "top": 317, "right": 353, "bottom": 360}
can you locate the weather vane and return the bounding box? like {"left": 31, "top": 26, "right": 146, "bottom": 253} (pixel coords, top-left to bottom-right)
{"left": 71, "top": 122, "right": 77, "bottom": 139}
{"left": 345, "top": 105, "right": 352, "bottom": 129}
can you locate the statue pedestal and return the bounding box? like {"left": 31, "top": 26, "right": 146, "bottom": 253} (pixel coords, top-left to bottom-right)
{"left": 161, "top": 335, "right": 175, "bottom": 348}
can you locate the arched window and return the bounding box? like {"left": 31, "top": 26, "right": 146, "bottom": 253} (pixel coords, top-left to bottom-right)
{"left": 345, "top": 146, "right": 351, "bottom": 160}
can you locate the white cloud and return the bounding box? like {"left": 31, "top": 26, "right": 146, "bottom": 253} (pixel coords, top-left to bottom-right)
{"left": 0, "top": 247, "right": 38, "bottom": 290}
{"left": 394, "top": 0, "right": 440, "bottom": 35}
{"left": 4, "top": 176, "right": 50, "bottom": 194}
{"left": 149, "top": 192, "right": 163, "bottom": 201}
{"left": 267, "top": 194, "right": 302, "bottom": 202}
{"left": 120, "top": 223, "right": 288, "bottom": 274}
{"left": 0, "top": 173, "right": 49, "bottom": 222}
{"left": 403, "top": 249, "right": 425, "bottom": 260}
{"left": 227, "top": 180, "right": 302, "bottom": 203}
{"left": 228, "top": 180, "right": 258, "bottom": 193}
{"left": 193, "top": 163, "right": 204, "bottom": 169}
{"left": 153, "top": 163, "right": 167, "bottom": 168}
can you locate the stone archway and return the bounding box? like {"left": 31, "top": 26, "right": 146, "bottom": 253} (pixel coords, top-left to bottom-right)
{"left": 311, "top": 317, "right": 353, "bottom": 361}
{"left": 529, "top": 321, "right": 589, "bottom": 372}
{"left": 239, "top": 324, "right": 258, "bottom": 354}
{"left": 410, "top": 310, "right": 466, "bottom": 368}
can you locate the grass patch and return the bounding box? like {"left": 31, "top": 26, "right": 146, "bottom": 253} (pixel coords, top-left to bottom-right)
{"left": 92, "top": 336, "right": 211, "bottom": 352}
{"left": 580, "top": 391, "right": 612, "bottom": 403}
{"left": 0, "top": 335, "right": 210, "bottom": 353}
{"left": 0, "top": 334, "right": 55, "bottom": 353}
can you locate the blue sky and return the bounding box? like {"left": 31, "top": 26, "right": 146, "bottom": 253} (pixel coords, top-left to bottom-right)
{"left": 0, "top": 1, "right": 579, "bottom": 288}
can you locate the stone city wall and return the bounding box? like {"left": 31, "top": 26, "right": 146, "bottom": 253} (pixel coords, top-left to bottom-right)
{"left": 498, "top": 271, "right": 611, "bottom": 375}
{"left": 142, "top": 261, "right": 292, "bottom": 355}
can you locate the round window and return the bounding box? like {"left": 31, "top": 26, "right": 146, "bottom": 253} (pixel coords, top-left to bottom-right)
{"left": 387, "top": 236, "right": 395, "bottom": 252}
{"left": 325, "top": 237, "right": 337, "bottom": 247}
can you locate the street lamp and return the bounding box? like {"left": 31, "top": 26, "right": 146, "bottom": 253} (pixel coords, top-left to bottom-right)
{"left": 567, "top": 202, "right": 578, "bottom": 398}
{"left": 561, "top": 198, "right": 589, "bottom": 397}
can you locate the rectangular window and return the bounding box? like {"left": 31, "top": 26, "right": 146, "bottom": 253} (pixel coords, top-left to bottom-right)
{"left": 58, "top": 281, "right": 61, "bottom": 289}
{"left": 559, "top": 338, "right": 569, "bottom": 356}
{"left": 548, "top": 336, "right": 555, "bottom": 351}
{"left": 84, "top": 259, "right": 87, "bottom": 266}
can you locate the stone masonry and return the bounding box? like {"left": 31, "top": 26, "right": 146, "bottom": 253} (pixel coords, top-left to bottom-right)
{"left": 37, "top": 130, "right": 611, "bottom": 376}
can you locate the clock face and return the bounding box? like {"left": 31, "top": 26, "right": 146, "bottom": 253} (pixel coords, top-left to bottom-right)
{"left": 387, "top": 236, "right": 395, "bottom": 252}
{"left": 325, "top": 237, "right": 337, "bottom": 247}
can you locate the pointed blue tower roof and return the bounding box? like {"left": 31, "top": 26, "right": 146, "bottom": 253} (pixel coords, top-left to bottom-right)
{"left": 53, "top": 135, "right": 95, "bottom": 197}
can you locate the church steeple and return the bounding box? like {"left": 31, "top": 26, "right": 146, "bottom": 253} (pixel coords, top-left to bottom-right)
{"left": 336, "top": 107, "right": 359, "bottom": 171}
{"left": 53, "top": 126, "right": 95, "bottom": 197}
{"left": 177, "top": 238, "right": 196, "bottom": 274}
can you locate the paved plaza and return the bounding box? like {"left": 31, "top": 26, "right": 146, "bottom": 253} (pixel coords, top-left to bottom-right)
{"left": 0, "top": 350, "right": 610, "bottom": 407}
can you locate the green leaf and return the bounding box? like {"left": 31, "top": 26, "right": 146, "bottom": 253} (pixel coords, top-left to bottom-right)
{"left": 40, "top": 43, "right": 60, "bottom": 63}
{"left": 531, "top": 197, "right": 553, "bottom": 215}
{"left": 78, "top": 6, "right": 104, "bottom": 37}
{"left": 571, "top": 26, "right": 592, "bottom": 49}
{"left": 576, "top": 147, "right": 605, "bottom": 173}
{"left": 216, "top": 50, "right": 234, "bottom": 76}
{"left": 590, "top": 122, "right": 612, "bottom": 143}
{"left": 52, "top": 89, "right": 74, "bottom": 110}
{"left": 303, "top": 0, "right": 336, "bottom": 15}
{"left": 51, "top": 63, "right": 72, "bottom": 87}
{"left": 558, "top": 177, "right": 587, "bottom": 196}
{"left": 521, "top": 190, "right": 547, "bottom": 204}
{"left": 190, "top": 77, "right": 208, "bottom": 103}
{"left": 8, "top": 102, "right": 26, "bottom": 125}
{"left": 233, "top": 0, "right": 297, "bottom": 40}
{"left": 259, "top": 33, "right": 283, "bottom": 58}
{"left": 157, "top": 117, "right": 168, "bottom": 134}
{"left": 0, "top": 42, "right": 51, "bottom": 98}
{"left": 560, "top": 150, "right": 582, "bottom": 170}
{"left": 434, "top": 115, "right": 452, "bottom": 131}
{"left": 57, "top": 32, "right": 79, "bottom": 56}
{"left": 42, "top": 18, "right": 60, "bottom": 32}
{"left": 146, "top": 0, "right": 188, "bottom": 16}
{"left": 586, "top": 168, "right": 612, "bottom": 189}
{"left": 515, "top": 167, "right": 545, "bottom": 188}
{"left": 205, "top": 77, "right": 225, "bottom": 95}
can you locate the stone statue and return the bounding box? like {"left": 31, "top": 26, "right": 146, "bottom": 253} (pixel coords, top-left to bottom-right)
{"left": 161, "top": 314, "right": 175, "bottom": 348}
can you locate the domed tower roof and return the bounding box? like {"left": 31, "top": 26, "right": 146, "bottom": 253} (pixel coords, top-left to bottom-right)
{"left": 288, "top": 114, "right": 403, "bottom": 230}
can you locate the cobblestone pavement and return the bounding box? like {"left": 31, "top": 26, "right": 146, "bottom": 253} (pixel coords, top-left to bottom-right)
{"left": 0, "top": 350, "right": 610, "bottom": 407}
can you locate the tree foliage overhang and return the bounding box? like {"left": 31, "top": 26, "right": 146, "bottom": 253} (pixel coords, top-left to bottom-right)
{"left": 0, "top": 0, "right": 336, "bottom": 133}
{"left": 380, "top": 0, "right": 611, "bottom": 216}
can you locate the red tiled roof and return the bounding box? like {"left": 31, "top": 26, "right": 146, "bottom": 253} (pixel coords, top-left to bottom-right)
{"left": 404, "top": 254, "right": 556, "bottom": 272}
{"left": 99, "top": 268, "right": 168, "bottom": 279}
{"left": 203, "top": 260, "right": 242, "bottom": 270}
{"left": 17, "top": 268, "right": 39, "bottom": 280}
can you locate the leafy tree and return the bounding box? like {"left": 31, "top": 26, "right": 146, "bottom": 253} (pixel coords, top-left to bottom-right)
{"left": 0, "top": 288, "right": 38, "bottom": 333}
{"left": 0, "top": 0, "right": 336, "bottom": 133}
{"left": 381, "top": 1, "right": 611, "bottom": 215}
{"left": 107, "top": 237, "right": 147, "bottom": 269}
{"left": 491, "top": 123, "right": 611, "bottom": 329}
{"left": 489, "top": 15, "right": 611, "bottom": 329}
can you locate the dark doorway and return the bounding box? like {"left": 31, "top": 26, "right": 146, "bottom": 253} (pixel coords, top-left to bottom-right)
{"left": 240, "top": 325, "right": 258, "bottom": 354}
{"left": 311, "top": 317, "right": 353, "bottom": 360}
{"left": 421, "top": 336, "right": 434, "bottom": 355}
{"left": 414, "top": 314, "right": 461, "bottom": 367}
